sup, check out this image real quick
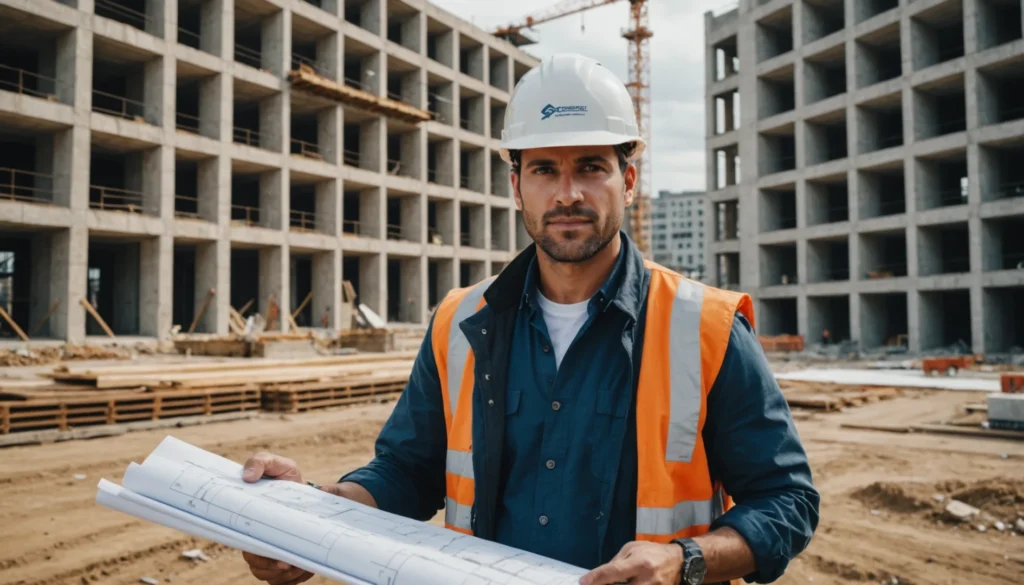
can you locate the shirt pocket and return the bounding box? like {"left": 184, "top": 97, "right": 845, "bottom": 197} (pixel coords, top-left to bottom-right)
{"left": 505, "top": 387, "right": 522, "bottom": 416}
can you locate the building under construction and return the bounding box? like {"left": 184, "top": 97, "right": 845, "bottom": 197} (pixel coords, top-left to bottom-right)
{"left": 0, "top": 0, "right": 539, "bottom": 342}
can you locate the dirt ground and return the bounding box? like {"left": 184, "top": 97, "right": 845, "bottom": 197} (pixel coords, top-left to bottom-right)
{"left": 1, "top": 381, "right": 1023, "bottom": 585}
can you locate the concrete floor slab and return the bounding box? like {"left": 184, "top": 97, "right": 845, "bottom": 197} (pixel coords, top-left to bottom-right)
{"left": 775, "top": 368, "right": 1001, "bottom": 392}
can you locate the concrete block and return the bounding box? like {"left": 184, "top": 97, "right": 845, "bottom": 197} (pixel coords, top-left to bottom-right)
{"left": 988, "top": 393, "right": 1024, "bottom": 424}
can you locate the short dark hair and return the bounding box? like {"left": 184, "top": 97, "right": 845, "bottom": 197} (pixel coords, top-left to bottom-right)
{"left": 508, "top": 141, "right": 637, "bottom": 175}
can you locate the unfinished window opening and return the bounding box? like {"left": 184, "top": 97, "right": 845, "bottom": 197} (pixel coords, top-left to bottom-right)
{"left": 342, "top": 38, "right": 379, "bottom": 95}
{"left": 716, "top": 252, "right": 740, "bottom": 289}
{"left": 758, "top": 127, "right": 796, "bottom": 177}
{"left": 977, "top": 0, "right": 1023, "bottom": 51}
{"left": 0, "top": 129, "right": 60, "bottom": 206}
{"left": 290, "top": 107, "right": 324, "bottom": 162}
{"left": 490, "top": 207, "right": 510, "bottom": 251}
{"left": 805, "top": 45, "right": 847, "bottom": 105}
{"left": 807, "top": 177, "right": 849, "bottom": 225}
{"left": 855, "top": 23, "right": 902, "bottom": 89}
{"left": 855, "top": 0, "right": 898, "bottom": 24}
{"left": 978, "top": 61, "right": 1024, "bottom": 126}
{"left": 491, "top": 154, "right": 510, "bottom": 198}
{"left": 89, "top": 145, "right": 150, "bottom": 215}
{"left": 289, "top": 184, "right": 317, "bottom": 233}
{"left": 911, "top": 1, "right": 965, "bottom": 71}
{"left": 919, "top": 222, "right": 971, "bottom": 275}
{"left": 914, "top": 75, "right": 967, "bottom": 140}
{"left": 982, "top": 215, "right": 1024, "bottom": 271}
{"left": 345, "top": 0, "right": 380, "bottom": 34}
{"left": 460, "top": 203, "right": 485, "bottom": 248}
{"left": 92, "top": 42, "right": 156, "bottom": 124}
{"left": 758, "top": 65, "right": 795, "bottom": 120}
{"left": 87, "top": 238, "right": 141, "bottom": 336}
{"left": 490, "top": 54, "right": 510, "bottom": 91}
{"left": 175, "top": 75, "right": 203, "bottom": 136}
{"left": 459, "top": 37, "right": 484, "bottom": 81}
{"left": 491, "top": 101, "right": 507, "bottom": 140}
{"left": 230, "top": 172, "right": 261, "bottom": 228}
{"left": 341, "top": 256, "right": 362, "bottom": 311}
{"left": 387, "top": 54, "right": 421, "bottom": 106}
{"left": 386, "top": 192, "right": 420, "bottom": 242}
{"left": 342, "top": 116, "right": 365, "bottom": 168}
{"left": 427, "top": 18, "right": 454, "bottom": 68}
{"left": 288, "top": 253, "right": 314, "bottom": 327}
{"left": 387, "top": 255, "right": 421, "bottom": 323}
{"left": 0, "top": 233, "right": 60, "bottom": 339}
{"left": 980, "top": 143, "right": 1024, "bottom": 201}
{"left": 808, "top": 237, "right": 850, "bottom": 282}
{"left": 860, "top": 292, "right": 908, "bottom": 349}
{"left": 428, "top": 78, "right": 454, "bottom": 125}
{"left": 386, "top": 127, "right": 420, "bottom": 180}
{"left": 233, "top": 97, "right": 263, "bottom": 149}
{"left": 95, "top": 0, "right": 157, "bottom": 35}
{"left": 233, "top": 8, "right": 266, "bottom": 71}
{"left": 427, "top": 198, "right": 454, "bottom": 245}
{"left": 176, "top": 0, "right": 205, "bottom": 51}
{"left": 714, "top": 90, "right": 741, "bottom": 135}
{"left": 756, "top": 6, "right": 794, "bottom": 63}
{"left": 229, "top": 248, "right": 260, "bottom": 319}
{"left": 916, "top": 152, "right": 968, "bottom": 210}
{"left": 387, "top": 1, "right": 421, "bottom": 52}
{"left": 860, "top": 229, "right": 908, "bottom": 278}
{"left": 459, "top": 260, "right": 486, "bottom": 288}
{"left": 857, "top": 96, "right": 903, "bottom": 153}
{"left": 172, "top": 244, "right": 198, "bottom": 332}
{"left": 806, "top": 112, "right": 848, "bottom": 165}
{"left": 342, "top": 191, "right": 366, "bottom": 237}
{"left": 713, "top": 36, "right": 739, "bottom": 81}
{"left": 459, "top": 145, "right": 484, "bottom": 193}
{"left": 760, "top": 298, "right": 798, "bottom": 335}
{"left": 760, "top": 187, "right": 797, "bottom": 232}
{"left": 0, "top": 17, "right": 67, "bottom": 104}
{"left": 920, "top": 289, "right": 972, "bottom": 350}
{"left": 803, "top": 0, "right": 845, "bottom": 43}
{"left": 984, "top": 286, "right": 1024, "bottom": 353}
{"left": 761, "top": 243, "right": 798, "bottom": 286}
{"left": 460, "top": 91, "right": 485, "bottom": 134}
{"left": 860, "top": 166, "right": 906, "bottom": 218}
{"left": 715, "top": 145, "right": 742, "bottom": 187}
{"left": 714, "top": 201, "right": 739, "bottom": 241}
{"left": 428, "top": 137, "right": 454, "bottom": 186}
{"left": 808, "top": 295, "right": 851, "bottom": 344}
{"left": 428, "top": 258, "right": 454, "bottom": 310}
{"left": 174, "top": 158, "right": 200, "bottom": 220}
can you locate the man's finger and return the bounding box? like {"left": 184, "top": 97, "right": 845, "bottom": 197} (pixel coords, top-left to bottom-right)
{"left": 243, "top": 550, "right": 281, "bottom": 570}
{"left": 249, "top": 567, "right": 290, "bottom": 582}
{"left": 242, "top": 452, "right": 303, "bottom": 483}
{"left": 579, "top": 558, "right": 634, "bottom": 585}
{"left": 267, "top": 566, "right": 311, "bottom": 585}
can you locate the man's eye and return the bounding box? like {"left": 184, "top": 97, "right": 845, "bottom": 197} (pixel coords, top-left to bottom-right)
{"left": 532, "top": 166, "right": 554, "bottom": 175}
{"left": 581, "top": 164, "right": 602, "bottom": 172}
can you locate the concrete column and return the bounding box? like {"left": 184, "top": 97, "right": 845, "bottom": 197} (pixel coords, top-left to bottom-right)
{"left": 316, "top": 179, "right": 342, "bottom": 236}
{"left": 313, "top": 249, "right": 340, "bottom": 329}
{"left": 262, "top": 9, "right": 290, "bottom": 78}
{"left": 318, "top": 106, "right": 342, "bottom": 165}
{"left": 199, "top": 73, "right": 227, "bottom": 140}
{"left": 907, "top": 290, "right": 921, "bottom": 354}
{"left": 51, "top": 126, "right": 76, "bottom": 208}
{"left": 360, "top": 118, "right": 384, "bottom": 172}
{"left": 400, "top": 127, "right": 423, "bottom": 179}
{"left": 970, "top": 282, "right": 985, "bottom": 354}
{"left": 202, "top": 154, "right": 231, "bottom": 225}
{"left": 72, "top": 25, "right": 93, "bottom": 116}
{"left": 438, "top": 199, "right": 456, "bottom": 245}
{"left": 50, "top": 226, "right": 88, "bottom": 342}
{"left": 143, "top": 145, "right": 174, "bottom": 219}
{"left": 260, "top": 92, "right": 286, "bottom": 153}
{"left": 848, "top": 291, "right": 862, "bottom": 348}
{"left": 259, "top": 245, "right": 289, "bottom": 331}
{"left": 260, "top": 168, "right": 288, "bottom": 230}
{"left": 30, "top": 233, "right": 54, "bottom": 337}
{"left": 140, "top": 235, "right": 173, "bottom": 337}
{"left": 361, "top": 252, "right": 385, "bottom": 320}
{"left": 402, "top": 13, "right": 423, "bottom": 53}
{"left": 200, "top": 0, "right": 227, "bottom": 58}
{"left": 195, "top": 239, "right": 229, "bottom": 334}
{"left": 401, "top": 195, "right": 423, "bottom": 242}
{"left": 364, "top": 0, "right": 384, "bottom": 36}
{"left": 438, "top": 30, "right": 456, "bottom": 69}
{"left": 145, "top": 0, "right": 169, "bottom": 39}
{"left": 55, "top": 29, "right": 77, "bottom": 106}
{"left": 144, "top": 56, "right": 172, "bottom": 128}
{"left": 417, "top": 255, "right": 429, "bottom": 323}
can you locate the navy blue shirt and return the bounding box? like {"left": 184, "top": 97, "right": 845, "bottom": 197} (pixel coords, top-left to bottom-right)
{"left": 341, "top": 242, "right": 819, "bottom": 583}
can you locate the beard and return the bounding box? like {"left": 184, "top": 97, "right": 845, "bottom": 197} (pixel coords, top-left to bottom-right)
{"left": 523, "top": 203, "right": 621, "bottom": 263}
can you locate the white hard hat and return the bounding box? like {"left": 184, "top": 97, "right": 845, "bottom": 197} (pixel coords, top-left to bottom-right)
{"left": 499, "top": 53, "right": 646, "bottom": 164}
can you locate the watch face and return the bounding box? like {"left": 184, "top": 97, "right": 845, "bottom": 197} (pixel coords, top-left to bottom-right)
{"left": 685, "top": 556, "right": 707, "bottom": 585}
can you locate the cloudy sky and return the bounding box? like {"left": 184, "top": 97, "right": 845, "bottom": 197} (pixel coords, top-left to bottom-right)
{"left": 429, "top": 0, "right": 739, "bottom": 196}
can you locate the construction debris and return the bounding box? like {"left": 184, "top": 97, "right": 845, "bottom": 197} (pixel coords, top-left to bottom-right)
{"left": 944, "top": 500, "right": 981, "bottom": 522}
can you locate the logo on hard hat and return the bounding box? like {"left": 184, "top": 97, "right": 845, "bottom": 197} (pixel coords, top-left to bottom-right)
{"left": 541, "top": 104, "right": 588, "bottom": 121}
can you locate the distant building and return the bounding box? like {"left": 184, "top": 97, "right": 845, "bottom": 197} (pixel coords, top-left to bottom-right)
{"left": 651, "top": 190, "right": 707, "bottom": 281}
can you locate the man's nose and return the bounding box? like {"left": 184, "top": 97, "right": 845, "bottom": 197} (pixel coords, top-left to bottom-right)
{"left": 553, "top": 173, "right": 584, "bottom": 205}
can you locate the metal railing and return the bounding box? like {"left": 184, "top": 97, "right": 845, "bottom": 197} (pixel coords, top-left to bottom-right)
{"left": 176, "top": 111, "right": 201, "bottom": 133}
{"left": 935, "top": 117, "right": 966, "bottom": 135}
{"left": 386, "top": 223, "right": 404, "bottom": 241}
{"left": 235, "top": 44, "right": 263, "bottom": 69}
{"left": 865, "top": 263, "right": 908, "bottom": 279}
{"left": 821, "top": 268, "right": 850, "bottom": 282}
{"left": 0, "top": 65, "right": 59, "bottom": 100}
{"left": 231, "top": 204, "right": 260, "bottom": 227}
{"left": 95, "top": 0, "right": 151, "bottom": 31}
{"left": 428, "top": 168, "right": 452, "bottom": 185}
{"left": 0, "top": 168, "right": 55, "bottom": 204}
{"left": 989, "top": 180, "right": 1024, "bottom": 200}
{"left": 876, "top": 198, "right": 906, "bottom": 216}
{"left": 89, "top": 185, "right": 144, "bottom": 213}
{"left": 460, "top": 232, "right": 473, "bottom": 246}
{"left": 178, "top": 27, "right": 201, "bottom": 50}
{"left": 342, "top": 219, "right": 362, "bottom": 236}
{"left": 933, "top": 187, "right": 968, "bottom": 208}
{"left": 343, "top": 149, "right": 360, "bottom": 167}
{"left": 772, "top": 216, "right": 797, "bottom": 231}
{"left": 92, "top": 89, "right": 146, "bottom": 121}
{"left": 289, "top": 209, "right": 317, "bottom": 232}
{"left": 460, "top": 175, "right": 472, "bottom": 190}
{"left": 999, "top": 252, "right": 1024, "bottom": 270}
{"left": 233, "top": 126, "right": 261, "bottom": 147}
{"left": 291, "top": 138, "right": 322, "bottom": 159}
{"left": 877, "top": 133, "right": 903, "bottom": 149}
{"left": 344, "top": 76, "right": 375, "bottom": 93}
{"left": 460, "top": 117, "right": 475, "bottom": 132}
{"left": 292, "top": 53, "right": 317, "bottom": 71}
{"left": 386, "top": 158, "right": 403, "bottom": 176}
{"left": 174, "top": 194, "right": 201, "bottom": 219}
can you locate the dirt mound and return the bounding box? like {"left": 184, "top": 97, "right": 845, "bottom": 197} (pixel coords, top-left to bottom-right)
{"left": 0, "top": 345, "right": 135, "bottom": 366}
{"left": 852, "top": 482, "right": 933, "bottom": 513}
{"left": 948, "top": 479, "right": 1024, "bottom": 520}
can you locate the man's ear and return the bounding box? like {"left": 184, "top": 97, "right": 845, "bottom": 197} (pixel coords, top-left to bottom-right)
{"left": 623, "top": 164, "right": 637, "bottom": 207}
{"left": 511, "top": 172, "right": 523, "bottom": 210}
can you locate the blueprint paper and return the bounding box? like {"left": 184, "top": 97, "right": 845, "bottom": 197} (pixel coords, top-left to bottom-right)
{"left": 96, "top": 436, "right": 588, "bottom": 585}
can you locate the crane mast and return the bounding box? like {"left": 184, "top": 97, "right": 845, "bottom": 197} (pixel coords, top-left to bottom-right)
{"left": 495, "top": 0, "right": 652, "bottom": 258}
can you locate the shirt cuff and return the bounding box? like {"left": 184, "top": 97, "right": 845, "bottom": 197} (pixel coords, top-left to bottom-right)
{"left": 338, "top": 467, "right": 401, "bottom": 516}
{"left": 710, "top": 507, "right": 786, "bottom": 584}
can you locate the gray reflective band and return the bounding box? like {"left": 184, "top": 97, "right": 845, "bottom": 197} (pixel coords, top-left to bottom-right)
{"left": 446, "top": 279, "right": 492, "bottom": 419}
{"left": 446, "top": 449, "right": 474, "bottom": 480}
{"left": 667, "top": 279, "right": 705, "bottom": 463}
{"left": 636, "top": 495, "right": 718, "bottom": 536}
{"left": 445, "top": 496, "right": 472, "bottom": 530}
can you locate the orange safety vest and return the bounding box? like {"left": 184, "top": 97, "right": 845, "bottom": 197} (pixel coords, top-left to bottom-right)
{"left": 431, "top": 262, "right": 754, "bottom": 543}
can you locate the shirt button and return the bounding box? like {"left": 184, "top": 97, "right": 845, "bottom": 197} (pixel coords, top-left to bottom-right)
{"left": 545, "top": 459, "right": 556, "bottom": 470}
{"left": 484, "top": 374, "right": 491, "bottom": 381}
{"left": 542, "top": 345, "right": 550, "bottom": 353}
{"left": 488, "top": 399, "right": 494, "bottom": 407}
{"left": 551, "top": 401, "right": 561, "bottom": 411}
{"left": 538, "top": 515, "right": 549, "bottom": 526}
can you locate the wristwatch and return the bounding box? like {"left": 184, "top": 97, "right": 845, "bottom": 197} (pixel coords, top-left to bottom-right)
{"left": 671, "top": 538, "right": 707, "bottom": 585}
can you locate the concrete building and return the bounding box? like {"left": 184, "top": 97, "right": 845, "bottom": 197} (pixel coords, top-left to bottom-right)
{"left": 651, "top": 190, "right": 708, "bottom": 280}
{"left": 704, "top": 0, "right": 1024, "bottom": 354}
{"left": 0, "top": 0, "right": 540, "bottom": 342}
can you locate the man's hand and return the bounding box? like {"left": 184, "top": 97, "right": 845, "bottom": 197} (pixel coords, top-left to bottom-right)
{"left": 240, "top": 452, "right": 313, "bottom": 584}
{"left": 579, "top": 541, "right": 683, "bottom": 585}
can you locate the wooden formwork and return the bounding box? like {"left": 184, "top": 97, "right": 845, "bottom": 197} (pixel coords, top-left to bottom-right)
{"left": 0, "top": 386, "right": 261, "bottom": 435}
{"left": 261, "top": 375, "right": 408, "bottom": 413}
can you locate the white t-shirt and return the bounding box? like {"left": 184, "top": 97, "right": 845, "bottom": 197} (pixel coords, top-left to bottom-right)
{"left": 535, "top": 291, "right": 590, "bottom": 370}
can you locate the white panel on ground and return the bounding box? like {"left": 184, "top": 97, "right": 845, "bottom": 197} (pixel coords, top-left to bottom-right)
{"left": 775, "top": 369, "right": 1000, "bottom": 392}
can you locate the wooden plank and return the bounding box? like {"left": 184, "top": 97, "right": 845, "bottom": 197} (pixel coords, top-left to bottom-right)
{"left": 30, "top": 299, "right": 61, "bottom": 336}
{"left": 840, "top": 422, "right": 912, "bottom": 433}
{"left": 287, "top": 311, "right": 301, "bottom": 333}
{"left": 292, "top": 291, "right": 313, "bottom": 319}
{"left": 0, "top": 304, "right": 29, "bottom": 342}
{"left": 188, "top": 289, "right": 216, "bottom": 333}
{"left": 80, "top": 297, "right": 115, "bottom": 338}
{"left": 1, "top": 404, "right": 8, "bottom": 434}
{"left": 911, "top": 423, "right": 1024, "bottom": 441}
{"left": 238, "top": 298, "right": 255, "bottom": 315}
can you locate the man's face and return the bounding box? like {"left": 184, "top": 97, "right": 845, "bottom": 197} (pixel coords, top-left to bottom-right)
{"left": 511, "top": 145, "right": 636, "bottom": 263}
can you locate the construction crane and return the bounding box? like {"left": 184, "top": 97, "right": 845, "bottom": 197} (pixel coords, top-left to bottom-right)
{"left": 494, "top": 0, "right": 653, "bottom": 257}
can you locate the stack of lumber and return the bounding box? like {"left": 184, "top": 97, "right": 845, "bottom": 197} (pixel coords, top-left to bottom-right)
{"left": 759, "top": 335, "right": 805, "bottom": 352}
{"left": 783, "top": 386, "right": 899, "bottom": 412}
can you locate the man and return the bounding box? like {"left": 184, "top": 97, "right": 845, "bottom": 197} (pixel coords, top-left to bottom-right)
{"left": 241, "top": 53, "right": 819, "bottom": 585}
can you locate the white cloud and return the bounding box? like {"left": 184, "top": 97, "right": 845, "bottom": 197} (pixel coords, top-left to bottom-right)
{"left": 428, "top": 0, "right": 736, "bottom": 194}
